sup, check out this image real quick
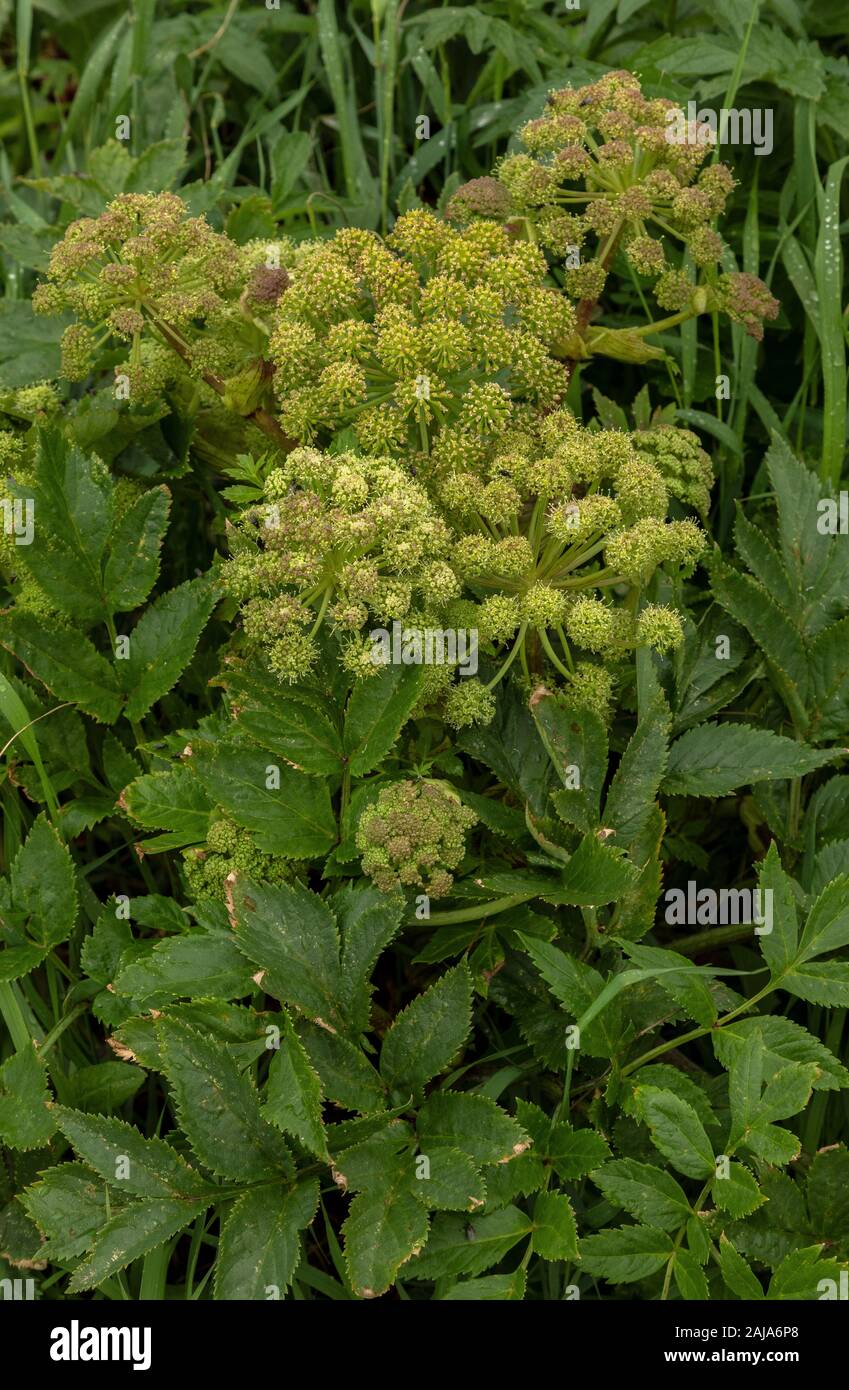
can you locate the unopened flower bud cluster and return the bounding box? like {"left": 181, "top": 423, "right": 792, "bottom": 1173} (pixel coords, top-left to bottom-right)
{"left": 267, "top": 210, "right": 573, "bottom": 452}
{"left": 447, "top": 70, "right": 778, "bottom": 342}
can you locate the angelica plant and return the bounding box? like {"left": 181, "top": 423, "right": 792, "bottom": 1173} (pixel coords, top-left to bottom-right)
{"left": 356, "top": 779, "right": 477, "bottom": 898}
{"left": 267, "top": 210, "right": 572, "bottom": 453}
{"left": 430, "top": 409, "right": 709, "bottom": 722}
{"left": 217, "top": 418, "right": 707, "bottom": 727}
{"left": 182, "top": 815, "right": 304, "bottom": 902}
{"left": 449, "top": 71, "right": 779, "bottom": 363}
{"left": 8, "top": 20, "right": 849, "bottom": 1318}
{"left": 220, "top": 445, "right": 455, "bottom": 685}
{"left": 31, "top": 191, "right": 293, "bottom": 446}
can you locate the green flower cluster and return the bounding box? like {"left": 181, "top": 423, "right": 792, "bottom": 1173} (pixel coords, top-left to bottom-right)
{"left": 25, "top": 90, "right": 727, "bottom": 736}
{"left": 1, "top": 382, "right": 60, "bottom": 422}
{"left": 219, "top": 414, "right": 708, "bottom": 721}
{"left": 448, "top": 71, "right": 778, "bottom": 345}
{"left": 222, "top": 445, "right": 455, "bottom": 684}
{"left": 32, "top": 191, "right": 288, "bottom": 398}
{"left": 630, "top": 425, "right": 714, "bottom": 517}
{"left": 0, "top": 428, "right": 25, "bottom": 471}
{"left": 356, "top": 780, "right": 476, "bottom": 898}
{"left": 430, "top": 410, "right": 707, "bottom": 720}
{"left": 182, "top": 815, "right": 302, "bottom": 901}
{"left": 268, "top": 209, "right": 573, "bottom": 453}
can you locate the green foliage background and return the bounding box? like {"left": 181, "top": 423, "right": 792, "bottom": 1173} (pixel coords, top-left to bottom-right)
{"left": 0, "top": 0, "right": 848, "bottom": 1303}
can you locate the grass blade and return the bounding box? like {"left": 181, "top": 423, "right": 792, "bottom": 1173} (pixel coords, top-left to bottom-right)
{"left": 816, "top": 156, "right": 849, "bottom": 484}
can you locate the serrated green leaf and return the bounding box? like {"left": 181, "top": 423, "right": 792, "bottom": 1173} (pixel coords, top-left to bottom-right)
{"left": 622, "top": 1064, "right": 717, "bottom": 1129}
{"left": 531, "top": 1190, "right": 578, "bottom": 1260}
{"left": 673, "top": 1246, "right": 709, "bottom": 1299}
{"left": 709, "top": 566, "right": 809, "bottom": 721}
{"left": 22, "top": 1164, "right": 122, "bottom": 1262}
{"left": 53, "top": 1108, "right": 211, "bottom": 1198}
{"left": 623, "top": 941, "right": 717, "bottom": 1027}
{"left": 197, "top": 742, "right": 336, "bottom": 858}
{"left": 215, "top": 1180, "right": 319, "bottom": 1299}
{"left": 297, "top": 1021, "right": 387, "bottom": 1113}
{"left": 713, "top": 1162, "right": 765, "bottom": 1218}
{"left": 579, "top": 1224, "right": 673, "bottom": 1284}
{"left": 603, "top": 694, "right": 669, "bottom": 847}
{"left": 733, "top": 508, "right": 797, "bottom": 615}
{"left": 758, "top": 854, "right": 849, "bottom": 1005}
{"left": 156, "top": 1014, "right": 293, "bottom": 1182}
{"left": 121, "top": 575, "right": 217, "bottom": 721}
{"left": 457, "top": 682, "right": 554, "bottom": 820}
{"left": 798, "top": 873, "right": 849, "bottom": 961}
{"left": 113, "top": 934, "right": 255, "bottom": 1007}
{"left": 380, "top": 963, "right": 472, "bottom": 1098}
{"left": 10, "top": 430, "right": 112, "bottom": 622}
{"left": 719, "top": 1235, "right": 765, "bottom": 1299}
{"left": 686, "top": 1213, "right": 710, "bottom": 1265}
{"left": 236, "top": 693, "right": 343, "bottom": 775}
{"left": 767, "top": 1244, "right": 848, "bottom": 1300}
{"left": 68, "top": 1196, "right": 208, "bottom": 1294}
{"left": 0, "top": 613, "right": 123, "bottom": 723}
{"left": 760, "top": 1062, "right": 818, "bottom": 1122}
{"left": 0, "top": 942, "right": 49, "bottom": 982}
{"left": 809, "top": 616, "right": 849, "bottom": 740}
{"left": 728, "top": 1037, "right": 814, "bottom": 1164}
{"left": 765, "top": 437, "right": 827, "bottom": 597}
{"left": 530, "top": 688, "right": 607, "bottom": 832}
{"left": 664, "top": 722, "right": 834, "bottom": 796}
{"left": 635, "top": 1087, "right": 715, "bottom": 1179}
{"left": 593, "top": 1159, "right": 691, "bottom": 1231}
{"left": 558, "top": 833, "right": 639, "bottom": 905}
{"left": 0, "top": 1046, "right": 55, "bottom": 1149}
{"left": 406, "top": 1206, "right": 531, "bottom": 1281}
{"left": 64, "top": 1061, "right": 144, "bottom": 1114}
{"left": 101, "top": 485, "right": 170, "bottom": 613}
{"left": 335, "top": 882, "right": 403, "bottom": 1034}
{"left": 121, "top": 766, "right": 212, "bottom": 842}
{"left": 343, "top": 1177, "right": 429, "bottom": 1299}
{"left": 412, "top": 1147, "right": 486, "bottom": 1212}
{"left": 757, "top": 842, "right": 799, "bottom": 977}
{"left": 330, "top": 1122, "right": 410, "bottom": 1191}
{"left": 440, "top": 1268, "right": 526, "bottom": 1299}
{"left": 714, "top": 1015, "right": 849, "bottom": 1092}
{"left": 10, "top": 813, "right": 77, "bottom": 947}
{"left": 343, "top": 663, "right": 423, "bottom": 776}
{"left": 518, "top": 935, "right": 620, "bottom": 1059}
{"left": 264, "top": 1012, "right": 328, "bottom": 1158}
{"left": 727, "top": 1031, "right": 764, "bottom": 1145}
{"left": 782, "top": 960, "right": 849, "bottom": 1006}
{"left": 547, "top": 1122, "right": 611, "bottom": 1181}
{"left": 724, "top": 1168, "right": 807, "bottom": 1269}
{"left": 416, "top": 1092, "right": 530, "bottom": 1168}
{"left": 230, "top": 878, "right": 345, "bottom": 1032}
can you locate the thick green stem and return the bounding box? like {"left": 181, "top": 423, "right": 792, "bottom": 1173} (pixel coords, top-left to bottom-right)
{"left": 671, "top": 922, "right": 767, "bottom": 956}
{"left": 483, "top": 624, "right": 528, "bottom": 692}
{"left": 620, "top": 980, "right": 776, "bottom": 1078}
{"left": 538, "top": 626, "right": 572, "bottom": 679}
{"left": 417, "top": 893, "right": 534, "bottom": 926}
